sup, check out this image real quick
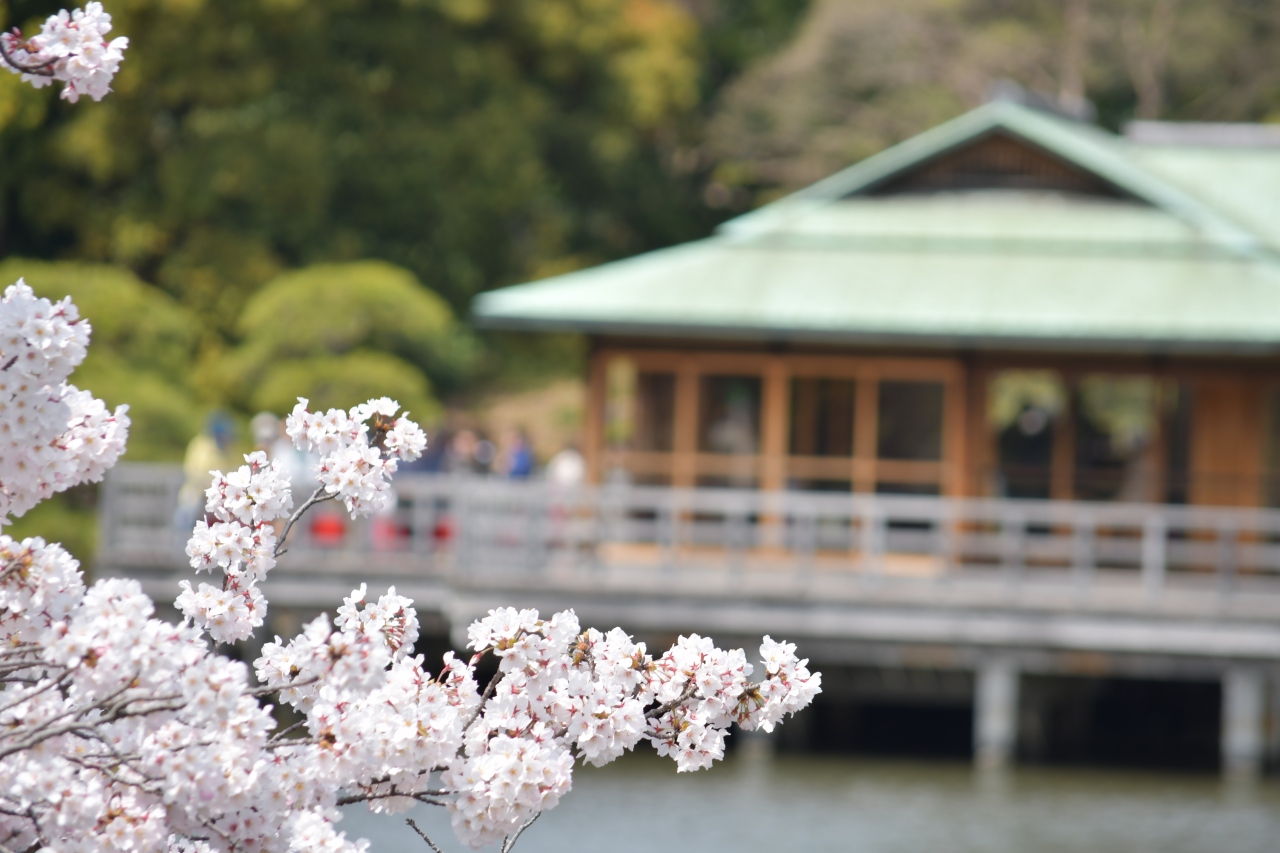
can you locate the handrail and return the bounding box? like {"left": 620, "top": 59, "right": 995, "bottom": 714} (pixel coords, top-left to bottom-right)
{"left": 96, "top": 464, "right": 1280, "bottom": 616}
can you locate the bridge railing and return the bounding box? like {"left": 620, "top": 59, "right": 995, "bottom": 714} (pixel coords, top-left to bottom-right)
{"left": 98, "top": 464, "right": 1280, "bottom": 613}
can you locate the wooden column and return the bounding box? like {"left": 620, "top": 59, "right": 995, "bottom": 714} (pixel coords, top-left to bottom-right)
{"left": 671, "top": 359, "right": 700, "bottom": 488}
{"left": 853, "top": 374, "right": 879, "bottom": 493}
{"left": 1190, "top": 377, "right": 1264, "bottom": 507}
{"left": 1147, "top": 380, "right": 1171, "bottom": 504}
{"left": 966, "top": 365, "right": 992, "bottom": 497}
{"left": 944, "top": 368, "right": 968, "bottom": 498}
{"left": 760, "top": 358, "right": 790, "bottom": 492}
{"left": 1049, "top": 378, "right": 1075, "bottom": 502}
{"left": 584, "top": 349, "right": 607, "bottom": 484}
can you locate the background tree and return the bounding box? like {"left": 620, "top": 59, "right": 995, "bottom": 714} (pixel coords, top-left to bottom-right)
{"left": 0, "top": 258, "right": 201, "bottom": 559}
{"left": 213, "top": 261, "right": 472, "bottom": 420}
{"left": 703, "top": 0, "right": 1280, "bottom": 208}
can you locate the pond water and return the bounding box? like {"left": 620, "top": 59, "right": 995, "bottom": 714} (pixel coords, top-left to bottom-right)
{"left": 341, "top": 750, "right": 1280, "bottom": 853}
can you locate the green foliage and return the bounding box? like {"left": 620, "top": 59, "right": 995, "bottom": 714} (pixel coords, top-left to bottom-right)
{"left": 218, "top": 261, "right": 468, "bottom": 421}
{"left": 5, "top": 491, "right": 97, "bottom": 567}
{"left": 247, "top": 351, "right": 437, "bottom": 423}
{"left": 705, "top": 0, "right": 1280, "bottom": 208}
{"left": 0, "top": 0, "right": 721, "bottom": 337}
{"left": 0, "top": 258, "right": 203, "bottom": 460}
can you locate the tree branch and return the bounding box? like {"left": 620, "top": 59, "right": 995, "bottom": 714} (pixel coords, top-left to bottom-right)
{"left": 406, "top": 819, "right": 447, "bottom": 853}
{"left": 0, "top": 38, "right": 56, "bottom": 76}
{"left": 645, "top": 681, "right": 698, "bottom": 721}
{"left": 461, "top": 668, "right": 503, "bottom": 734}
{"left": 274, "top": 486, "right": 337, "bottom": 558}
{"left": 500, "top": 813, "right": 539, "bottom": 853}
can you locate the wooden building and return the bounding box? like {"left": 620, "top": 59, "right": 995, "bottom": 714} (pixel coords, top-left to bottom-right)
{"left": 475, "top": 101, "right": 1280, "bottom": 509}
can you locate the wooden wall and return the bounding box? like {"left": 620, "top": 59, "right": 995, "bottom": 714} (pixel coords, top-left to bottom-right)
{"left": 584, "top": 338, "right": 1279, "bottom": 509}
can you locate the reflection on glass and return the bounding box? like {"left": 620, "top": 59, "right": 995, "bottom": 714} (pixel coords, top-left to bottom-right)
{"left": 877, "top": 382, "right": 943, "bottom": 461}
{"left": 1074, "top": 375, "right": 1158, "bottom": 502}
{"left": 1163, "top": 385, "right": 1192, "bottom": 505}
{"left": 634, "top": 373, "right": 675, "bottom": 452}
{"left": 990, "top": 371, "right": 1066, "bottom": 499}
{"left": 791, "top": 378, "right": 855, "bottom": 457}
{"left": 699, "top": 376, "right": 761, "bottom": 454}
{"left": 604, "top": 358, "right": 674, "bottom": 452}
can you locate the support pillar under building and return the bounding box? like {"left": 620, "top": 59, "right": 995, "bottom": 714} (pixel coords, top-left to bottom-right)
{"left": 974, "top": 658, "right": 1019, "bottom": 768}
{"left": 1222, "top": 667, "right": 1265, "bottom": 776}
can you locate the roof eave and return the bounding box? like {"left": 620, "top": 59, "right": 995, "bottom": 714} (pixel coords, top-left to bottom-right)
{"left": 472, "top": 313, "right": 1280, "bottom": 357}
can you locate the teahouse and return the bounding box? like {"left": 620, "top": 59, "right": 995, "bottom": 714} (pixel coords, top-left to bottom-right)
{"left": 475, "top": 101, "right": 1280, "bottom": 509}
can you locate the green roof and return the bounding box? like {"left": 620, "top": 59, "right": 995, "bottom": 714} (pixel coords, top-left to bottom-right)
{"left": 475, "top": 101, "right": 1280, "bottom": 353}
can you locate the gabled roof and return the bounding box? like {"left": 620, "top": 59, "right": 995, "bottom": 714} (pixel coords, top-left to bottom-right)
{"left": 474, "top": 102, "right": 1280, "bottom": 354}
{"left": 719, "top": 101, "right": 1262, "bottom": 252}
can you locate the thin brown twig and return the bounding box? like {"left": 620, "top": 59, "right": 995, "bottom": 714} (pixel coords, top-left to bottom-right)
{"left": 405, "top": 819, "right": 447, "bottom": 853}
{"left": 461, "top": 668, "right": 503, "bottom": 734}
{"left": 275, "top": 486, "right": 336, "bottom": 558}
{"left": 500, "top": 812, "right": 540, "bottom": 853}
{"left": 267, "top": 719, "right": 308, "bottom": 745}
{"left": 0, "top": 38, "right": 57, "bottom": 76}
{"left": 645, "top": 681, "right": 698, "bottom": 721}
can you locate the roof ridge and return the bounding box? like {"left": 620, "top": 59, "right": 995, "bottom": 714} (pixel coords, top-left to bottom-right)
{"left": 718, "top": 102, "right": 1266, "bottom": 255}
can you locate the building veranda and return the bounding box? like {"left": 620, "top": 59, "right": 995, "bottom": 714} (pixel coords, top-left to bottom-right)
{"left": 477, "top": 100, "right": 1280, "bottom": 511}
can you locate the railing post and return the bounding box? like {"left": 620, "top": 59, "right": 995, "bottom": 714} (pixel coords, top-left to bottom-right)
{"left": 524, "top": 486, "right": 544, "bottom": 573}
{"left": 1141, "top": 514, "right": 1167, "bottom": 600}
{"left": 1071, "top": 510, "right": 1095, "bottom": 598}
{"left": 938, "top": 499, "right": 958, "bottom": 580}
{"left": 859, "top": 499, "right": 884, "bottom": 577}
{"left": 455, "top": 481, "right": 473, "bottom": 574}
{"left": 1000, "top": 508, "right": 1025, "bottom": 582}
{"left": 1217, "top": 519, "right": 1238, "bottom": 597}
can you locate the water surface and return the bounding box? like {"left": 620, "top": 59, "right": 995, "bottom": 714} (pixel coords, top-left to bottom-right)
{"left": 343, "top": 752, "right": 1280, "bottom": 853}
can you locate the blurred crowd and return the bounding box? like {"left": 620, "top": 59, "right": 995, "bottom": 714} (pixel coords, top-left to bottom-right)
{"left": 175, "top": 413, "right": 586, "bottom": 543}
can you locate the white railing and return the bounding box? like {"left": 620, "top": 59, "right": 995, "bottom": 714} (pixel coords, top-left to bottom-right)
{"left": 98, "top": 464, "right": 1280, "bottom": 617}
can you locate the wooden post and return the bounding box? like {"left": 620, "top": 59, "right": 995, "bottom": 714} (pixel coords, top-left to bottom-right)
{"left": 1050, "top": 376, "right": 1076, "bottom": 502}
{"left": 584, "top": 348, "right": 607, "bottom": 484}
{"left": 672, "top": 358, "right": 700, "bottom": 488}
{"left": 761, "top": 358, "right": 789, "bottom": 492}
{"left": 944, "top": 367, "right": 967, "bottom": 498}
{"left": 853, "top": 374, "right": 879, "bottom": 493}
{"left": 966, "top": 365, "right": 992, "bottom": 497}
{"left": 975, "top": 657, "right": 1019, "bottom": 769}
{"left": 760, "top": 358, "right": 790, "bottom": 548}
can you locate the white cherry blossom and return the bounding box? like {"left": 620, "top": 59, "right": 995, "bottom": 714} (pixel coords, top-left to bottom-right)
{"left": 0, "top": 283, "right": 821, "bottom": 852}
{"left": 0, "top": 3, "right": 128, "bottom": 102}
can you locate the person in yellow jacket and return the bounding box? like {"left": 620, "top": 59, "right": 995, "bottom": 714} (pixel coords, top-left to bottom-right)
{"left": 174, "top": 413, "right": 238, "bottom": 538}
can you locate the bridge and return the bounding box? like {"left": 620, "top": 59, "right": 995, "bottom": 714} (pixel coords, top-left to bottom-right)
{"left": 97, "top": 463, "right": 1280, "bottom": 773}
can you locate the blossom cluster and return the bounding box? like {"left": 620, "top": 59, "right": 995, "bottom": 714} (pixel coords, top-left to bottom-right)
{"left": 0, "top": 2, "right": 129, "bottom": 102}
{"left": 177, "top": 397, "right": 425, "bottom": 644}
{"left": 286, "top": 397, "right": 426, "bottom": 515}
{"left": 0, "top": 280, "right": 129, "bottom": 521}
{"left": 0, "top": 284, "right": 821, "bottom": 853}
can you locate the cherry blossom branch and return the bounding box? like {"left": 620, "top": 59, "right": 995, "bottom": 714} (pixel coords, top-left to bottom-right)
{"left": 267, "top": 719, "right": 308, "bottom": 745}
{"left": 0, "top": 279, "right": 819, "bottom": 852}
{"left": 0, "top": 37, "right": 57, "bottom": 76}
{"left": 645, "top": 681, "right": 699, "bottom": 720}
{"left": 274, "top": 485, "right": 336, "bottom": 557}
{"left": 335, "top": 786, "right": 448, "bottom": 807}
{"left": 500, "top": 813, "right": 539, "bottom": 853}
{"left": 406, "top": 819, "right": 448, "bottom": 853}
{"left": 461, "top": 667, "right": 504, "bottom": 733}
